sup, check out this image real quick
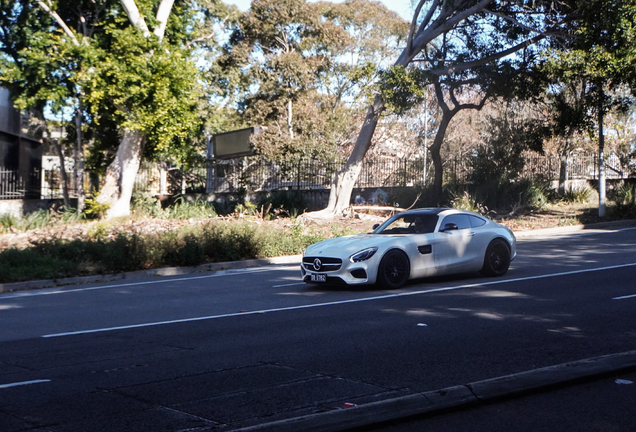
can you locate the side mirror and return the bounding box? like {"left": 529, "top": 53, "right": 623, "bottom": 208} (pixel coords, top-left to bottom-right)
{"left": 441, "top": 222, "right": 458, "bottom": 232}
{"left": 372, "top": 223, "right": 380, "bottom": 230}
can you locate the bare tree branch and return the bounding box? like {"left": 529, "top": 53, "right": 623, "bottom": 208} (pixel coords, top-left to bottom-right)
{"left": 400, "top": 0, "right": 494, "bottom": 65}
{"left": 36, "top": 1, "right": 80, "bottom": 46}
{"left": 426, "top": 34, "right": 546, "bottom": 76}
{"left": 407, "top": 0, "right": 439, "bottom": 56}
{"left": 119, "top": 0, "right": 151, "bottom": 37}
{"left": 154, "top": 0, "right": 175, "bottom": 42}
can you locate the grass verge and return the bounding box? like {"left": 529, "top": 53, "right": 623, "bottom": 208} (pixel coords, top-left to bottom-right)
{"left": 0, "top": 220, "right": 325, "bottom": 284}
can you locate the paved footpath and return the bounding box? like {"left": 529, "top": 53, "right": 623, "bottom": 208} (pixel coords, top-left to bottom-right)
{"left": 231, "top": 351, "right": 636, "bottom": 431}
{"left": 371, "top": 370, "right": 636, "bottom": 432}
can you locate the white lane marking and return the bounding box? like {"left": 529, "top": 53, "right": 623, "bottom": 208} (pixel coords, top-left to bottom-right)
{"left": 1, "top": 267, "right": 294, "bottom": 299}
{"left": 613, "top": 293, "right": 636, "bottom": 300}
{"left": 42, "top": 262, "right": 636, "bottom": 339}
{"left": 273, "top": 282, "right": 306, "bottom": 288}
{"left": 0, "top": 379, "right": 51, "bottom": 389}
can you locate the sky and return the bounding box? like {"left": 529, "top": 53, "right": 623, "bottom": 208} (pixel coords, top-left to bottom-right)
{"left": 224, "top": 0, "right": 416, "bottom": 21}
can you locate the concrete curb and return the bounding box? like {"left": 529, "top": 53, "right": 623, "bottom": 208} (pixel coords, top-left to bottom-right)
{"left": 232, "top": 350, "right": 636, "bottom": 432}
{"left": 0, "top": 254, "right": 302, "bottom": 294}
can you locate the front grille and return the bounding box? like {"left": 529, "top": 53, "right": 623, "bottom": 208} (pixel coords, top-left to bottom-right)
{"left": 303, "top": 256, "right": 342, "bottom": 272}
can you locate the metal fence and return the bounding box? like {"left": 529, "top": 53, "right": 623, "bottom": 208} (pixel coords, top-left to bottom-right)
{"left": 0, "top": 169, "right": 42, "bottom": 199}
{"left": 206, "top": 157, "right": 427, "bottom": 193}
{"left": 0, "top": 152, "right": 631, "bottom": 200}
{"left": 443, "top": 152, "right": 626, "bottom": 184}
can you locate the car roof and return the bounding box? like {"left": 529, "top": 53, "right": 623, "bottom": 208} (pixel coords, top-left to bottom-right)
{"left": 399, "top": 208, "right": 451, "bottom": 215}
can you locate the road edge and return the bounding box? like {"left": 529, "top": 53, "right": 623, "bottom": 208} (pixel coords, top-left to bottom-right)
{"left": 0, "top": 255, "right": 303, "bottom": 293}
{"left": 232, "top": 350, "right": 636, "bottom": 432}
{"left": 2, "top": 219, "right": 635, "bottom": 294}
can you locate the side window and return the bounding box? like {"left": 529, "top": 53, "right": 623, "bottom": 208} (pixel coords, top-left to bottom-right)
{"left": 440, "top": 214, "right": 471, "bottom": 230}
{"left": 469, "top": 215, "right": 486, "bottom": 228}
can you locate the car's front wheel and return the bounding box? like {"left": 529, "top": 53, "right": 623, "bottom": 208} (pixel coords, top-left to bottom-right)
{"left": 481, "top": 239, "right": 511, "bottom": 277}
{"left": 377, "top": 249, "right": 410, "bottom": 289}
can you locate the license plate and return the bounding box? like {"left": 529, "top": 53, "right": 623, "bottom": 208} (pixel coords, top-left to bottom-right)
{"left": 310, "top": 274, "right": 327, "bottom": 282}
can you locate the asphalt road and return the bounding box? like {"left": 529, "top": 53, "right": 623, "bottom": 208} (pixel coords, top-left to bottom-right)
{"left": 1, "top": 226, "right": 635, "bottom": 431}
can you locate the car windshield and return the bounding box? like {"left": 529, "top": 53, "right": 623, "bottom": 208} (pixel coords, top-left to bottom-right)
{"left": 374, "top": 213, "right": 439, "bottom": 235}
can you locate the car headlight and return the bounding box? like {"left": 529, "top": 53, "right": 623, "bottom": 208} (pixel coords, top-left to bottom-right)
{"left": 350, "top": 247, "right": 378, "bottom": 262}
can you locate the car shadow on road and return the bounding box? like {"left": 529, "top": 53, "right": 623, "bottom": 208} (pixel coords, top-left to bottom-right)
{"left": 300, "top": 271, "right": 489, "bottom": 293}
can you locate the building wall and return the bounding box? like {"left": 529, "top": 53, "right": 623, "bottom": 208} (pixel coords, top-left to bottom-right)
{"left": 0, "top": 88, "right": 43, "bottom": 199}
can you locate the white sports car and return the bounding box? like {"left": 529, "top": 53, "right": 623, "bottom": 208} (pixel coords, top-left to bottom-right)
{"left": 301, "top": 208, "right": 516, "bottom": 288}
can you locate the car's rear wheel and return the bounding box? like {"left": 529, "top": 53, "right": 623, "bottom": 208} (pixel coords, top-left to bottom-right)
{"left": 377, "top": 249, "right": 410, "bottom": 289}
{"left": 481, "top": 239, "right": 511, "bottom": 277}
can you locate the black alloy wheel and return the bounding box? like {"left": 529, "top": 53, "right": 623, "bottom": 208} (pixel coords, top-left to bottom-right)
{"left": 481, "top": 239, "right": 511, "bottom": 277}
{"left": 377, "top": 249, "right": 410, "bottom": 289}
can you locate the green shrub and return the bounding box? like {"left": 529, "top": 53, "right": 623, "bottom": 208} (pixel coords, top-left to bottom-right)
{"left": 515, "top": 178, "right": 551, "bottom": 209}
{"left": 132, "top": 192, "right": 164, "bottom": 218}
{"left": 83, "top": 194, "right": 109, "bottom": 219}
{"left": 610, "top": 182, "right": 635, "bottom": 206}
{"left": 258, "top": 191, "right": 309, "bottom": 218}
{"left": 165, "top": 196, "right": 216, "bottom": 219}
{"left": 0, "top": 218, "right": 331, "bottom": 283}
{"left": 608, "top": 182, "right": 636, "bottom": 219}
{"left": 0, "top": 247, "right": 70, "bottom": 282}
{"left": 0, "top": 213, "right": 18, "bottom": 234}
{"left": 562, "top": 187, "right": 593, "bottom": 203}
{"left": 450, "top": 190, "right": 488, "bottom": 214}
{"left": 388, "top": 183, "right": 435, "bottom": 209}
{"left": 58, "top": 206, "right": 86, "bottom": 224}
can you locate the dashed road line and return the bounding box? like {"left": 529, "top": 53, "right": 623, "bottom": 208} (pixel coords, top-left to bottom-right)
{"left": 0, "top": 379, "right": 51, "bottom": 389}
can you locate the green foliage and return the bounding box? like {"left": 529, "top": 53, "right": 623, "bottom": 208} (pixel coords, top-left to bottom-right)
{"left": 131, "top": 192, "right": 164, "bottom": 218}
{"left": 450, "top": 191, "right": 488, "bottom": 215}
{"left": 0, "top": 213, "right": 18, "bottom": 234}
{"left": 0, "top": 220, "right": 327, "bottom": 283}
{"left": 608, "top": 182, "right": 636, "bottom": 218}
{"left": 562, "top": 187, "right": 593, "bottom": 203}
{"left": 83, "top": 194, "right": 110, "bottom": 219}
{"left": 0, "top": 247, "right": 69, "bottom": 282}
{"left": 610, "top": 182, "right": 635, "bottom": 206}
{"left": 258, "top": 191, "right": 309, "bottom": 218}
{"left": 387, "top": 183, "right": 435, "bottom": 209}
{"left": 213, "top": 0, "right": 408, "bottom": 162}
{"left": 164, "top": 197, "right": 217, "bottom": 219}
{"left": 58, "top": 206, "right": 86, "bottom": 224}
{"left": 449, "top": 177, "right": 552, "bottom": 211}
{"left": 0, "top": 210, "right": 52, "bottom": 232}
{"left": 515, "top": 178, "right": 551, "bottom": 209}
{"left": 471, "top": 112, "right": 541, "bottom": 186}
{"left": 379, "top": 66, "right": 428, "bottom": 114}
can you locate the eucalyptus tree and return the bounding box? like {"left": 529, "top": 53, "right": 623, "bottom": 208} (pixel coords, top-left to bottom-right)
{"left": 212, "top": 0, "right": 408, "bottom": 162}
{"left": 0, "top": 0, "right": 228, "bottom": 217}
{"left": 542, "top": 0, "right": 636, "bottom": 217}
{"left": 310, "top": 0, "right": 573, "bottom": 217}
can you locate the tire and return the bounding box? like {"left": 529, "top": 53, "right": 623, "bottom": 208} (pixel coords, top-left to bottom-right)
{"left": 481, "top": 239, "right": 511, "bottom": 277}
{"left": 377, "top": 249, "right": 410, "bottom": 289}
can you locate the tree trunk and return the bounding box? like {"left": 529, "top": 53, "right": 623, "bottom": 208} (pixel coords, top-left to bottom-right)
{"left": 74, "top": 106, "right": 85, "bottom": 212}
{"left": 558, "top": 150, "right": 569, "bottom": 194}
{"left": 287, "top": 100, "right": 294, "bottom": 139}
{"left": 597, "top": 108, "right": 606, "bottom": 218}
{"left": 97, "top": 129, "right": 144, "bottom": 218}
{"left": 312, "top": 94, "right": 385, "bottom": 217}
{"left": 429, "top": 111, "right": 452, "bottom": 204}
{"left": 51, "top": 138, "right": 71, "bottom": 208}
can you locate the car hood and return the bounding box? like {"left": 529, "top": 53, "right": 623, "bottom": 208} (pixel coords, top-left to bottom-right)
{"left": 304, "top": 234, "right": 406, "bottom": 258}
